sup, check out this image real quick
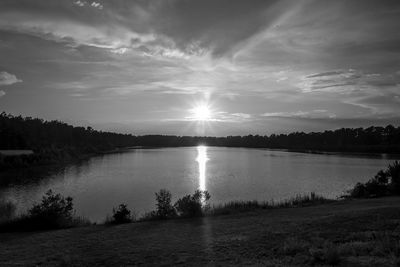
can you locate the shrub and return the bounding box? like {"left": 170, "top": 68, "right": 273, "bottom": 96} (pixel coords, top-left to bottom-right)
{"left": 0, "top": 190, "right": 89, "bottom": 231}
{"left": 0, "top": 198, "right": 16, "bottom": 222}
{"left": 29, "top": 189, "right": 73, "bottom": 220}
{"left": 349, "top": 182, "right": 367, "bottom": 198}
{"left": 348, "top": 161, "right": 400, "bottom": 198}
{"left": 111, "top": 204, "right": 132, "bottom": 224}
{"left": 388, "top": 161, "right": 400, "bottom": 194}
{"left": 138, "top": 210, "right": 158, "bottom": 222}
{"left": 174, "top": 190, "right": 210, "bottom": 218}
{"left": 155, "top": 189, "right": 176, "bottom": 219}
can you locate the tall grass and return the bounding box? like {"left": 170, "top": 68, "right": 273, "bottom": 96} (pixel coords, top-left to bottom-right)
{"left": 209, "top": 192, "right": 332, "bottom": 216}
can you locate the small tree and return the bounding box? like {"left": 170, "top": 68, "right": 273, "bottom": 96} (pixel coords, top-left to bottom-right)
{"left": 28, "top": 190, "right": 74, "bottom": 228}
{"left": 155, "top": 189, "right": 176, "bottom": 219}
{"left": 388, "top": 161, "right": 400, "bottom": 194}
{"left": 112, "top": 204, "right": 132, "bottom": 224}
{"left": 174, "top": 190, "right": 210, "bottom": 218}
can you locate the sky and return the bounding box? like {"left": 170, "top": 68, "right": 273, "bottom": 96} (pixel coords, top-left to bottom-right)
{"left": 0, "top": 0, "right": 399, "bottom": 136}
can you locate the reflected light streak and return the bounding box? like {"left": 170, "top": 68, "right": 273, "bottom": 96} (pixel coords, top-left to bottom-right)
{"left": 196, "top": 145, "right": 208, "bottom": 191}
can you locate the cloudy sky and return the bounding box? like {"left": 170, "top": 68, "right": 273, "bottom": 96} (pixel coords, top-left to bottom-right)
{"left": 0, "top": 0, "right": 399, "bottom": 135}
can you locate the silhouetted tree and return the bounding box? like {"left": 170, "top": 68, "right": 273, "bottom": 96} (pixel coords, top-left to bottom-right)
{"left": 155, "top": 189, "right": 176, "bottom": 219}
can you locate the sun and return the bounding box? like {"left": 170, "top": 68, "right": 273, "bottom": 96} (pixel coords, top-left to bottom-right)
{"left": 192, "top": 105, "right": 211, "bottom": 121}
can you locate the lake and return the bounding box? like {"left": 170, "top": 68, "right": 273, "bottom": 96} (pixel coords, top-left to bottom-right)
{"left": 1, "top": 146, "right": 398, "bottom": 222}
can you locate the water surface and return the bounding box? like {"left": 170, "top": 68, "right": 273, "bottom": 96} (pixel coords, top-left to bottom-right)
{"left": 1, "top": 147, "right": 397, "bottom": 222}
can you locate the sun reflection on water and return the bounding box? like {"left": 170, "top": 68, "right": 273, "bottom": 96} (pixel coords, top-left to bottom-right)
{"left": 196, "top": 145, "right": 208, "bottom": 191}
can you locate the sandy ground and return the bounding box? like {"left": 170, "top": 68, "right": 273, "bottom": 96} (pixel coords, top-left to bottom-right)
{"left": 1, "top": 197, "right": 400, "bottom": 266}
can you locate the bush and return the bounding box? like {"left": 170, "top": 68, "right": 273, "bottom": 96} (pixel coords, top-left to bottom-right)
{"left": 0, "top": 190, "right": 89, "bottom": 231}
{"left": 138, "top": 210, "right": 158, "bottom": 222}
{"left": 348, "top": 161, "right": 400, "bottom": 198}
{"left": 388, "top": 161, "right": 400, "bottom": 194}
{"left": 111, "top": 204, "right": 132, "bottom": 224}
{"left": 174, "top": 190, "right": 210, "bottom": 218}
{"left": 0, "top": 198, "right": 16, "bottom": 222}
{"left": 155, "top": 189, "right": 176, "bottom": 219}
{"left": 29, "top": 190, "right": 73, "bottom": 221}
{"left": 349, "top": 182, "right": 367, "bottom": 198}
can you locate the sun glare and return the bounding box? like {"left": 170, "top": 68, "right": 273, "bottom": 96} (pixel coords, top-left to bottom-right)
{"left": 196, "top": 145, "right": 208, "bottom": 192}
{"left": 192, "top": 105, "right": 211, "bottom": 121}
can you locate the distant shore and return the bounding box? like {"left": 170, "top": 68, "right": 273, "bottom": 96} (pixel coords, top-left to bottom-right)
{"left": 1, "top": 146, "right": 398, "bottom": 188}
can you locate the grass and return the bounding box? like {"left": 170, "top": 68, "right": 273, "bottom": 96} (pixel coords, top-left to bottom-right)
{"left": 136, "top": 192, "right": 332, "bottom": 220}
{"left": 0, "top": 213, "right": 91, "bottom": 232}
{"left": 209, "top": 192, "right": 333, "bottom": 216}
{"left": 2, "top": 196, "right": 400, "bottom": 266}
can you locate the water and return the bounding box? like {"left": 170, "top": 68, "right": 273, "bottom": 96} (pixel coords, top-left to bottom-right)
{"left": 1, "top": 146, "right": 398, "bottom": 222}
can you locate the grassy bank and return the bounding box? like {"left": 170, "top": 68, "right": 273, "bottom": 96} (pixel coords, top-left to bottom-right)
{"left": 209, "top": 192, "right": 332, "bottom": 216}
{"left": 1, "top": 197, "right": 400, "bottom": 266}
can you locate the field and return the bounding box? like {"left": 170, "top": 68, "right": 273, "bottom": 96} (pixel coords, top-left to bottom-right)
{"left": 1, "top": 197, "right": 400, "bottom": 266}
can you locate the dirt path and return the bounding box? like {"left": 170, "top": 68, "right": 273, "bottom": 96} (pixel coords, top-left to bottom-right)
{"left": 1, "top": 197, "right": 400, "bottom": 266}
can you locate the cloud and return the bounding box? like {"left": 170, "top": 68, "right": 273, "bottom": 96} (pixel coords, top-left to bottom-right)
{"left": 343, "top": 93, "right": 400, "bottom": 117}
{"left": 0, "top": 90, "right": 5, "bottom": 97}
{"left": 90, "top": 2, "right": 103, "bottom": 9}
{"left": 261, "top": 110, "right": 336, "bottom": 119}
{"left": 73, "top": 0, "right": 85, "bottom": 7}
{"left": 231, "top": 113, "right": 252, "bottom": 119}
{"left": 110, "top": 47, "right": 128, "bottom": 54}
{"left": 299, "top": 69, "right": 400, "bottom": 93}
{"left": 73, "top": 1, "right": 103, "bottom": 9}
{"left": 306, "top": 70, "right": 349, "bottom": 79}
{"left": 0, "top": 0, "right": 399, "bottom": 134}
{"left": 0, "top": 0, "right": 293, "bottom": 59}
{"left": 0, "top": 71, "right": 22, "bottom": 86}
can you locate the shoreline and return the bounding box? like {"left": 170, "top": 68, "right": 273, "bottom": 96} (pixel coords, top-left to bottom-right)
{"left": 1, "top": 197, "right": 399, "bottom": 266}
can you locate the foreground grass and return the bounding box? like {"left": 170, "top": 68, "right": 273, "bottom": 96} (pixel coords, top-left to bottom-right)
{"left": 1, "top": 197, "right": 400, "bottom": 266}
{"left": 209, "top": 192, "right": 332, "bottom": 216}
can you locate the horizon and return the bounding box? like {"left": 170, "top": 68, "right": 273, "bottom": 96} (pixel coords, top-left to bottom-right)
{"left": 0, "top": 0, "right": 400, "bottom": 135}
{"left": 3, "top": 111, "right": 399, "bottom": 138}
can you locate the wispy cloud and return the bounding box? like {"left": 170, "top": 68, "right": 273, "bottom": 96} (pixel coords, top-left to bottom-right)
{"left": 261, "top": 110, "right": 336, "bottom": 119}
{"left": 73, "top": 1, "right": 103, "bottom": 9}
{"left": 299, "top": 69, "right": 400, "bottom": 93}
{"left": 0, "top": 71, "right": 22, "bottom": 86}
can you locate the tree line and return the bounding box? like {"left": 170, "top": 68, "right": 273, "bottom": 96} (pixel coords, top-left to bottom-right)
{"left": 1, "top": 112, "right": 399, "bottom": 170}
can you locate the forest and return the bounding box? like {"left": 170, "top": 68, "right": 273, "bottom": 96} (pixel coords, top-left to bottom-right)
{"left": 1, "top": 112, "right": 400, "bottom": 170}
